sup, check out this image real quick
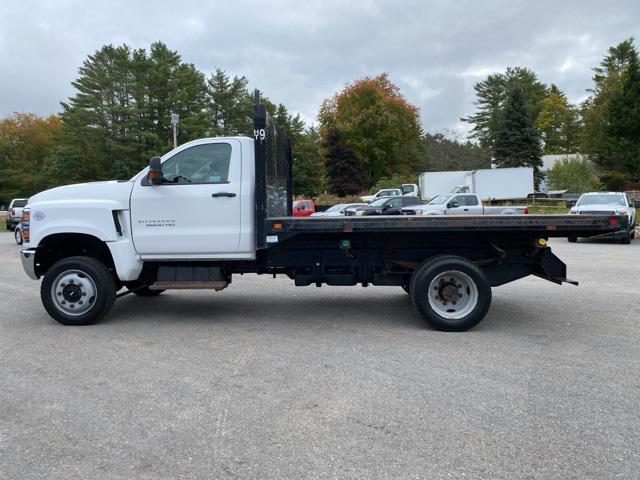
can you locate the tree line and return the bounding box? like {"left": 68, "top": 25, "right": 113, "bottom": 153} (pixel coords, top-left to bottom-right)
{"left": 0, "top": 41, "right": 489, "bottom": 205}
{"left": 1, "top": 38, "right": 638, "bottom": 206}
{"left": 462, "top": 38, "right": 640, "bottom": 191}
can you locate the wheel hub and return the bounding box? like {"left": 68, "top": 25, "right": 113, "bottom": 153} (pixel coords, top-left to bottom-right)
{"left": 62, "top": 284, "right": 82, "bottom": 302}
{"left": 428, "top": 270, "right": 479, "bottom": 320}
{"left": 51, "top": 270, "right": 97, "bottom": 316}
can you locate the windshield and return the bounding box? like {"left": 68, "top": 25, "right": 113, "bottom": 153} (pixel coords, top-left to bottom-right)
{"left": 326, "top": 204, "right": 345, "bottom": 212}
{"left": 369, "top": 197, "right": 390, "bottom": 207}
{"left": 577, "top": 194, "right": 626, "bottom": 207}
{"left": 428, "top": 194, "right": 453, "bottom": 205}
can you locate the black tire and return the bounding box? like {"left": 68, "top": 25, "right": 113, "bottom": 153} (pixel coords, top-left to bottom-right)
{"left": 620, "top": 230, "right": 631, "bottom": 244}
{"left": 567, "top": 236, "right": 577, "bottom": 243}
{"left": 6, "top": 220, "right": 13, "bottom": 231}
{"left": 14, "top": 228, "right": 22, "bottom": 245}
{"left": 41, "top": 256, "right": 116, "bottom": 326}
{"left": 131, "top": 286, "right": 165, "bottom": 296}
{"left": 410, "top": 255, "right": 492, "bottom": 332}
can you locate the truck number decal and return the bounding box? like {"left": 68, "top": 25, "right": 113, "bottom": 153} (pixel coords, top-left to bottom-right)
{"left": 254, "top": 129, "right": 266, "bottom": 142}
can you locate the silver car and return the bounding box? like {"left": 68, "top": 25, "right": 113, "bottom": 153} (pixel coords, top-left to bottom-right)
{"left": 311, "top": 203, "right": 366, "bottom": 217}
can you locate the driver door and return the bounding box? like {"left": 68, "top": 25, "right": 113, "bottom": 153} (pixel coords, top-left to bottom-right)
{"left": 130, "top": 139, "right": 242, "bottom": 257}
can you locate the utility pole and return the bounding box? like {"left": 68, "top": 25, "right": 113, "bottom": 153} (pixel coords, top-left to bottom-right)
{"left": 171, "top": 113, "right": 179, "bottom": 149}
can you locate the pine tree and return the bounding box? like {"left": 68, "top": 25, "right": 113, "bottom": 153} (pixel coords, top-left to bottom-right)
{"left": 61, "top": 42, "right": 209, "bottom": 179}
{"left": 207, "top": 68, "right": 253, "bottom": 136}
{"left": 322, "top": 128, "right": 366, "bottom": 196}
{"left": 462, "top": 67, "right": 547, "bottom": 149}
{"left": 493, "top": 86, "right": 543, "bottom": 188}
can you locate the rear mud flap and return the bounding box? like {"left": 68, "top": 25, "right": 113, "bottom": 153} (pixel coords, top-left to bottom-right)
{"left": 533, "top": 249, "right": 579, "bottom": 286}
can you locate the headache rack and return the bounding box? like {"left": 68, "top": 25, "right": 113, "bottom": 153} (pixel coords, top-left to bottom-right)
{"left": 253, "top": 91, "right": 292, "bottom": 248}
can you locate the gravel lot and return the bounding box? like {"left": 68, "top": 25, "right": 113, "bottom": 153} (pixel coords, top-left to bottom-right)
{"left": 1, "top": 232, "right": 638, "bottom": 479}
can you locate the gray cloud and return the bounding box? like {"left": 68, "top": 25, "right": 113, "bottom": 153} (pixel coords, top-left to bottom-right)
{"left": 0, "top": 0, "right": 638, "bottom": 136}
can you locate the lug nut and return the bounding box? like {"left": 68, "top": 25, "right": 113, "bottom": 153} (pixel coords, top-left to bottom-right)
{"left": 77, "top": 282, "right": 83, "bottom": 287}
{"left": 78, "top": 301, "right": 83, "bottom": 305}
{"left": 70, "top": 304, "right": 75, "bottom": 308}
{"left": 82, "top": 292, "right": 87, "bottom": 296}
{"left": 69, "top": 279, "right": 74, "bottom": 284}
{"left": 61, "top": 300, "right": 66, "bottom": 305}
{"left": 60, "top": 283, "right": 66, "bottom": 287}
{"left": 57, "top": 291, "right": 62, "bottom": 296}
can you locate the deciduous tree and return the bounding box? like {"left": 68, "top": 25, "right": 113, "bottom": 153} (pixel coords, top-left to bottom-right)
{"left": 318, "top": 73, "right": 421, "bottom": 188}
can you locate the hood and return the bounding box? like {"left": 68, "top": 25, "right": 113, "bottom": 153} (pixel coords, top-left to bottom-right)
{"left": 29, "top": 180, "right": 134, "bottom": 210}
{"left": 574, "top": 204, "right": 627, "bottom": 213}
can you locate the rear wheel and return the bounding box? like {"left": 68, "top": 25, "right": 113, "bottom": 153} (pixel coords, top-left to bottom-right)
{"left": 41, "top": 256, "right": 116, "bottom": 326}
{"left": 567, "top": 236, "right": 577, "bottom": 243}
{"left": 6, "top": 220, "right": 12, "bottom": 231}
{"left": 410, "top": 256, "right": 491, "bottom": 331}
{"left": 14, "top": 228, "right": 22, "bottom": 245}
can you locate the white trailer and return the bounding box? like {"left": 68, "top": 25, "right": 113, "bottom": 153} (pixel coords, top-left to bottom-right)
{"left": 420, "top": 167, "right": 533, "bottom": 201}
{"left": 466, "top": 167, "right": 533, "bottom": 201}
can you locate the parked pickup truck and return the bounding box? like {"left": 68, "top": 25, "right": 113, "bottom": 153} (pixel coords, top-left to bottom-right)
{"left": 19, "top": 95, "right": 628, "bottom": 331}
{"left": 6, "top": 198, "right": 29, "bottom": 230}
{"left": 401, "top": 193, "right": 528, "bottom": 216}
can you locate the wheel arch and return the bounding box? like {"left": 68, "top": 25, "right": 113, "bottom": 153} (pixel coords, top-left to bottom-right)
{"left": 34, "top": 233, "right": 116, "bottom": 279}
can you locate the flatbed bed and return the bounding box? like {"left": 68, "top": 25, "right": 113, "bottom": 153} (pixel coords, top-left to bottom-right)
{"left": 266, "top": 214, "right": 627, "bottom": 238}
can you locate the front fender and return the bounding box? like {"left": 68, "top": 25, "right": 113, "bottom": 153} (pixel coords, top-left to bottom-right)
{"left": 27, "top": 201, "right": 121, "bottom": 248}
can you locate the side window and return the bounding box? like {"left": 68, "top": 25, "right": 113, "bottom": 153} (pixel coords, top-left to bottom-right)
{"left": 463, "top": 195, "right": 479, "bottom": 206}
{"left": 389, "top": 198, "right": 402, "bottom": 208}
{"left": 451, "top": 196, "right": 464, "bottom": 206}
{"left": 160, "top": 143, "right": 232, "bottom": 184}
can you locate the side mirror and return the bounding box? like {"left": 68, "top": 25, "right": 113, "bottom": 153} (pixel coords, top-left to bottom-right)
{"left": 148, "top": 156, "right": 163, "bottom": 185}
{"left": 447, "top": 201, "right": 459, "bottom": 208}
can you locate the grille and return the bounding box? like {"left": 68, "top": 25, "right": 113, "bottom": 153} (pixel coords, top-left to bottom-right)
{"left": 579, "top": 210, "right": 615, "bottom": 215}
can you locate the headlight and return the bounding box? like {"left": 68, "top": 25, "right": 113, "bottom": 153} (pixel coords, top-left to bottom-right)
{"left": 617, "top": 209, "right": 628, "bottom": 215}
{"left": 569, "top": 209, "right": 577, "bottom": 214}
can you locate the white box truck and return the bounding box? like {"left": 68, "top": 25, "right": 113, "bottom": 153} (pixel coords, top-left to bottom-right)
{"left": 420, "top": 167, "right": 533, "bottom": 201}
{"left": 419, "top": 171, "right": 468, "bottom": 201}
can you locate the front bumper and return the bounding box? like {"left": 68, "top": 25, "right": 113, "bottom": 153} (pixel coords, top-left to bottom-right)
{"left": 20, "top": 248, "right": 38, "bottom": 280}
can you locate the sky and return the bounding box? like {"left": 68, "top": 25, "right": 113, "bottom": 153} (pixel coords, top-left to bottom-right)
{"left": 0, "top": 0, "right": 638, "bottom": 137}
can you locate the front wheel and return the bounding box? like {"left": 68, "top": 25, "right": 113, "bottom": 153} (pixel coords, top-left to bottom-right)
{"left": 620, "top": 230, "right": 632, "bottom": 244}
{"left": 410, "top": 256, "right": 492, "bottom": 331}
{"left": 41, "top": 256, "right": 116, "bottom": 325}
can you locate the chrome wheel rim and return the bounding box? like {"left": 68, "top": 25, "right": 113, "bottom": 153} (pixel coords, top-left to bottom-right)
{"left": 50, "top": 269, "right": 97, "bottom": 316}
{"left": 15, "top": 230, "right": 22, "bottom": 244}
{"left": 427, "top": 270, "right": 478, "bottom": 320}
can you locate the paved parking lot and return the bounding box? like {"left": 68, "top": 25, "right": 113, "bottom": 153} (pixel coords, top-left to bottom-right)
{"left": 1, "top": 231, "right": 638, "bottom": 479}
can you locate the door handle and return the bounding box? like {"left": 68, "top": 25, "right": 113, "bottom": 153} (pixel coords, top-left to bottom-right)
{"left": 464, "top": 208, "right": 469, "bottom": 211}
{"left": 211, "top": 192, "right": 236, "bottom": 198}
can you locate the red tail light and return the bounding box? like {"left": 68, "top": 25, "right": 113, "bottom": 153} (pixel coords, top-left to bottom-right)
{"left": 609, "top": 217, "right": 619, "bottom": 226}
{"left": 524, "top": 207, "right": 529, "bottom": 214}
{"left": 11, "top": 208, "right": 15, "bottom": 215}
